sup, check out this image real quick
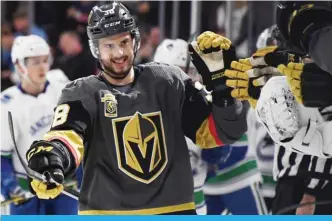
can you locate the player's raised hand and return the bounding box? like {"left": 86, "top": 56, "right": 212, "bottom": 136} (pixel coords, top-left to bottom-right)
{"left": 26, "top": 140, "right": 70, "bottom": 199}
{"left": 278, "top": 62, "right": 332, "bottom": 107}
{"left": 188, "top": 31, "right": 237, "bottom": 92}
{"left": 196, "top": 31, "right": 231, "bottom": 52}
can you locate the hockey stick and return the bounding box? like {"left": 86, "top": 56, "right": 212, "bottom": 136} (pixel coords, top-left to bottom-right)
{"left": 0, "top": 195, "right": 35, "bottom": 207}
{"left": 7, "top": 111, "right": 79, "bottom": 200}
{"left": 0, "top": 180, "right": 79, "bottom": 207}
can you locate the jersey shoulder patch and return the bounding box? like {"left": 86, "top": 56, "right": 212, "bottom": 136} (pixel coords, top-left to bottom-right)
{"left": 1, "top": 94, "right": 12, "bottom": 104}
{"left": 1, "top": 86, "right": 21, "bottom": 104}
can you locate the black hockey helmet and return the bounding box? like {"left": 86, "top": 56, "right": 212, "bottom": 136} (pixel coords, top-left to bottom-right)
{"left": 276, "top": 1, "right": 332, "bottom": 55}
{"left": 87, "top": 1, "right": 140, "bottom": 58}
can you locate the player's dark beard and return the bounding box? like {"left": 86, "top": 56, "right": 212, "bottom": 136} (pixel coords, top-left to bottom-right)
{"left": 100, "top": 57, "right": 133, "bottom": 80}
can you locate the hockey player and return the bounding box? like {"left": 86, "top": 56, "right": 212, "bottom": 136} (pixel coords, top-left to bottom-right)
{"left": 1, "top": 35, "right": 78, "bottom": 214}
{"left": 24, "top": 2, "right": 247, "bottom": 215}
{"left": 153, "top": 38, "right": 208, "bottom": 215}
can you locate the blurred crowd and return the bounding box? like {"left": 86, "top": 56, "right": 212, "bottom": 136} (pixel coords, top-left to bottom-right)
{"left": 1, "top": 1, "right": 275, "bottom": 91}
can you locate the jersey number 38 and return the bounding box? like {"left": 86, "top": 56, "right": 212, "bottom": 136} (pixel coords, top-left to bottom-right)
{"left": 52, "top": 104, "right": 70, "bottom": 128}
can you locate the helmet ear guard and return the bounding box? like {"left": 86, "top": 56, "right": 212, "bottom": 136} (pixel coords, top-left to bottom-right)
{"left": 88, "top": 40, "right": 99, "bottom": 59}
{"left": 131, "top": 28, "right": 141, "bottom": 53}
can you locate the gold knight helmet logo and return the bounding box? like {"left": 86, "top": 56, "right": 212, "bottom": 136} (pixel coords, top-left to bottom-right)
{"left": 112, "top": 112, "right": 168, "bottom": 184}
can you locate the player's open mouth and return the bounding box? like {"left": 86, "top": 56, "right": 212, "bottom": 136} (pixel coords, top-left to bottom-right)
{"left": 112, "top": 57, "right": 127, "bottom": 66}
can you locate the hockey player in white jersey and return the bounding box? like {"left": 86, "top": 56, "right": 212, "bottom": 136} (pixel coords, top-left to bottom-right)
{"left": 153, "top": 38, "right": 207, "bottom": 215}
{"left": 0, "top": 35, "right": 78, "bottom": 215}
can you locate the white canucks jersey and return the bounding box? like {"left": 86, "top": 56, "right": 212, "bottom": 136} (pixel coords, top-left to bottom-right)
{"left": 186, "top": 137, "right": 207, "bottom": 215}
{"left": 1, "top": 71, "right": 68, "bottom": 182}
{"left": 247, "top": 108, "right": 276, "bottom": 198}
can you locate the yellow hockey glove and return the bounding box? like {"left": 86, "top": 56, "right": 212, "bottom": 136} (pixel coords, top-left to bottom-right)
{"left": 30, "top": 179, "right": 63, "bottom": 199}
{"left": 278, "top": 62, "right": 332, "bottom": 107}
{"left": 225, "top": 60, "right": 281, "bottom": 108}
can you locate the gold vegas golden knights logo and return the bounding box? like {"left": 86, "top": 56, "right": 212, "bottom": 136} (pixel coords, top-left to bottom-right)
{"left": 112, "top": 111, "right": 168, "bottom": 184}
{"left": 101, "top": 94, "right": 118, "bottom": 118}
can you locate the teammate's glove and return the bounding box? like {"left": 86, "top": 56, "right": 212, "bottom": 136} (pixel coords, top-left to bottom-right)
{"left": 188, "top": 31, "right": 237, "bottom": 106}
{"left": 26, "top": 140, "right": 73, "bottom": 199}
{"left": 276, "top": 1, "right": 332, "bottom": 54}
{"left": 225, "top": 46, "right": 300, "bottom": 108}
{"left": 224, "top": 60, "right": 281, "bottom": 108}
{"left": 8, "top": 186, "right": 34, "bottom": 205}
{"left": 240, "top": 46, "right": 300, "bottom": 68}
{"left": 278, "top": 62, "right": 332, "bottom": 107}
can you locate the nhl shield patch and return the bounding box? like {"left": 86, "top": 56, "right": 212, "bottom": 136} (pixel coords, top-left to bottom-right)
{"left": 101, "top": 94, "right": 118, "bottom": 118}
{"left": 112, "top": 111, "right": 168, "bottom": 184}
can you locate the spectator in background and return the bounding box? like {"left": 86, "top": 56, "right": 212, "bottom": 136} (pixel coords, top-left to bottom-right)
{"left": 1, "top": 23, "right": 15, "bottom": 91}
{"left": 34, "top": 1, "right": 70, "bottom": 51}
{"left": 150, "top": 27, "right": 161, "bottom": 50}
{"left": 12, "top": 7, "right": 48, "bottom": 41}
{"left": 52, "top": 31, "right": 96, "bottom": 81}
{"left": 232, "top": 1, "right": 276, "bottom": 55}
{"left": 135, "top": 26, "right": 161, "bottom": 64}
{"left": 66, "top": 1, "right": 95, "bottom": 48}
{"left": 216, "top": 1, "right": 248, "bottom": 58}
{"left": 1, "top": 23, "right": 14, "bottom": 70}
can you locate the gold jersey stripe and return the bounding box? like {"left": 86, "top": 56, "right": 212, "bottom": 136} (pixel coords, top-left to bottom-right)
{"left": 78, "top": 202, "right": 195, "bottom": 215}
{"left": 44, "top": 130, "right": 84, "bottom": 166}
{"left": 195, "top": 115, "right": 223, "bottom": 149}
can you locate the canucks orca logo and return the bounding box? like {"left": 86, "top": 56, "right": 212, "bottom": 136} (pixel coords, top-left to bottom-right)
{"left": 112, "top": 111, "right": 168, "bottom": 184}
